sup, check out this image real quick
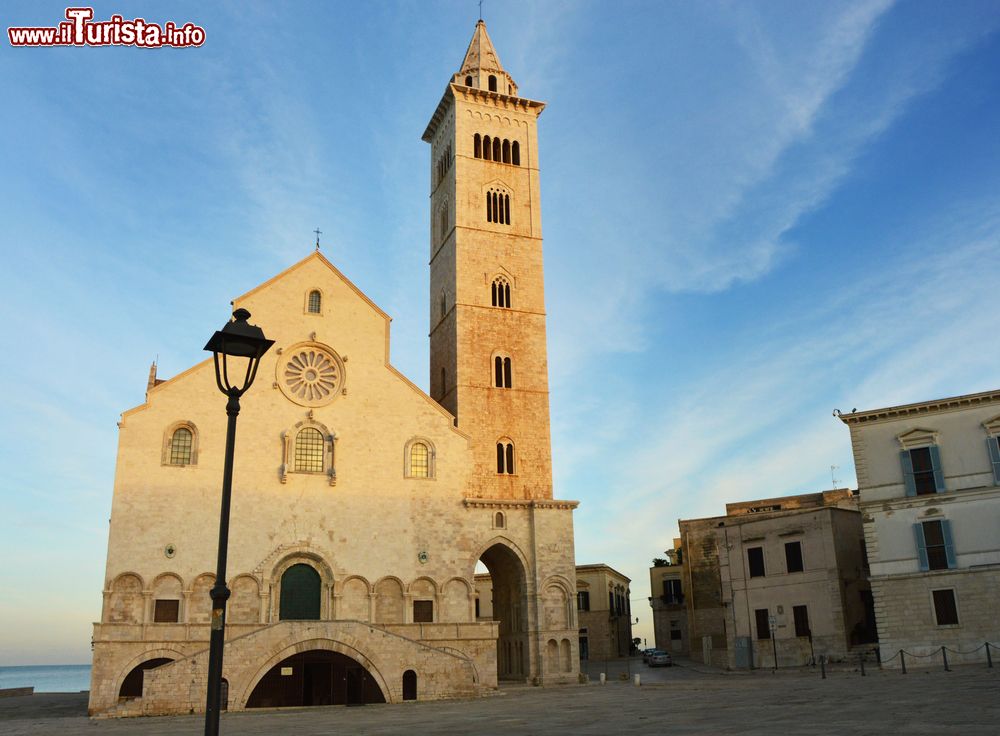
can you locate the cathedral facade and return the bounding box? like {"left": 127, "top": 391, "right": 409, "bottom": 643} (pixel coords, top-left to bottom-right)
{"left": 88, "top": 21, "right": 579, "bottom": 717}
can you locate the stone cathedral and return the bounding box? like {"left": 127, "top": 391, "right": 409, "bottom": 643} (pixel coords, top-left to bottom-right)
{"left": 89, "top": 21, "right": 580, "bottom": 717}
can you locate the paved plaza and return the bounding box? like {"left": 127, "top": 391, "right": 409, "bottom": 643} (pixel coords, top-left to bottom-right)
{"left": 2, "top": 662, "right": 997, "bottom": 735}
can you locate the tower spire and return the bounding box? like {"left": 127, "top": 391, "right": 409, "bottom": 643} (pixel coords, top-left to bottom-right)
{"left": 454, "top": 19, "right": 518, "bottom": 96}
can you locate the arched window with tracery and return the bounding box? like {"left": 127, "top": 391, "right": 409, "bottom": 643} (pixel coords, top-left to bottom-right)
{"left": 474, "top": 133, "right": 482, "bottom": 159}
{"left": 294, "top": 427, "right": 325, "bottom": 473}
{"left": 486, "top": 187, "right": 511, "bottom": 225}
{"left": 512, "top": 141, "right": 521, "bottom": 166}
{"left": 491, "top": 276, "right": 511, "bottom": 308}
{"left": 496, "top": 440, "right": 515, "bottom": 474}
{"left": 307, "top": 290, "right": 322, "bottom": 314}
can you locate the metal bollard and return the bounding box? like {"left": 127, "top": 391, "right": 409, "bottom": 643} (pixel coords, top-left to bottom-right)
{"left": 859, "top": 654, "right": 866, "bottom": 677}
{"left": 942, "top": 647, "right": 950, "bottom": 672}
{"left": 599, "top": 672, "right": 606, "bottom": 684}
{"left": 900, "top": 651, "right": 907, "bottom": 675}
{"left": 987, "top": 643, "right": 993, "bottom": 669}
{"left": 820, "top": 656, "right": 826, "bottom": 680}
{"left": 634, "top": 674, "right": 641, "bottom": 687}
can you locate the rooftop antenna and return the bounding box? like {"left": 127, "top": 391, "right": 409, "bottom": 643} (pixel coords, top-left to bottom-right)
{"left": 313, "top": 227, "right": 322, "bottom": 251}
{"left": 831, "top": 465, "right": 840, "bottom": 489}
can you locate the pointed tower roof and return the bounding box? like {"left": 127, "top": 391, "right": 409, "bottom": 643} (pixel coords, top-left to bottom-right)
{"left": 460, "top": 19, "right": 506, "bottom": 76}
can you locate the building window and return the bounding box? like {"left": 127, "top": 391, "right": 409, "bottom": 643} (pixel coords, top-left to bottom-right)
{"left": 932, "top": 589, "right": 959, "bottom": 626}
{"left": 474, "top": 132, "right": 482, "bottom": 158}
{"left": 915, "top": 519, "right": 956, "bottom": 571}
{"left": 502, "top": 139, "right": 510, "bottom": 164}
{"left": 169, "top": 427, "right": 193, "bottom": 466}
{"left": 492, "top": 276, "right": 511, "bottom": 308}
{"left": 988, "top": 436, "right": 1000, "bottom": 484}
{"left": 294, "top": 427, "right": 325, "bottom": 473}
{"left": 486, "top": 188, "right": 511, "bottom": 225}
{"left": 576, "top": 591, "right": 590, "bottom": 611}
{"left": 662, "top": 579, "right": 682, "bottom": 605}
{"left": 494, "top": 355, "right": 512, "bottom": 388}
{"left": 900, "top": 445, "right": 944, "bottom": 496}
{"left": 488, "top": 74, "right": 497, "bottom": 92}
{"left": 409, "top": 442, "right": 429, "bottom": 478}
{"left": 492, "top": 137, "right": 501, "bottom": 161}
{"left": 793, "top": 605, "right": 810, "bottom": 637}
{"left": 307, "top": 290, "right": 322, "bottom": 314}
{"left": 465, "top": 75, "right": 473, "bottom": 86}
{"left": 494, "top": 511, "right": 505, "bottom": 529}
{"left": 483, "top": 135, "right": 492, "bottom": 161}
{"left": 440, "top": 289, "right": 447, "bottom": 320}
{"left": 670, "top": 629, "right": 682, "bottom": 641}
{"left": 784, "top": 541, "right": 804, "bottom": 574}
{"left": 439, "top": 204, "right": 449, "bottom": 243}
{"left": 153, "top": 599, "right": 179, "bottom": 623}
{"left": 496, "top": 440, "right": 515, "bottom": 474}
{"left": 475, "top": 598, "right": 480, "bottom": 618}
{"left": 747, "top": 547, "right": 765, "bottom": 578}
{"left": 413, "top": 600, "right": 433, "bottom": 623}
{"left": 754, "top": 609, "right": 770, "bottom": 640}
{"left": 512, "top": 141, "right": 520, "bottom": 166}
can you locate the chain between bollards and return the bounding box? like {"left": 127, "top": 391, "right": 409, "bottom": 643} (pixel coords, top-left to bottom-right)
{"left": 987, "top": 642, "right": 993, "bottom": 669}
{"left": 900, "top": 650, "right": 907, "bottom": 674}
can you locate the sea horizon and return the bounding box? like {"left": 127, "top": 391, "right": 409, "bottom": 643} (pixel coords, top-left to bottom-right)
{"left": 0, "top": 664, "right": 92, "bottom": 693}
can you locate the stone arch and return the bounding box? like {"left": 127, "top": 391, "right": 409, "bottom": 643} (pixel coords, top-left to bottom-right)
{"left": 229, "top": 574, "right": 261, "bottom": 624}
{"left": 374, "top": 576, "right": 405, "bottom": 624}
{"left": 409, "top": 576, "right": 437, "bottom": 623}
{"left": 441, "top": 577, "right": 472, "bottom": 622}
{"left": 114, "top": 648, "right": 185, "bottom": 699}
{"left": 151, "top": 572, "right": 184, "bottom": 622}
{"left": 106, "top": 572, "right": 145, "bottom": 624}
{"left": 236, "top": 638, "right": 390, "bottom": 710}
{"left": 187, "top": 573, "right": 216, "bottom": 623}
{"left": 337, "top": 575, "right": 371, "bottom": 621}
{"left": 270, "top": 549, "right": 335, "bottom": 620}
{"left": 542, "top": 581, "right": 570, "bottom": 630}
{"left": 474, "top": 538, "right": 531, "bottom": 680}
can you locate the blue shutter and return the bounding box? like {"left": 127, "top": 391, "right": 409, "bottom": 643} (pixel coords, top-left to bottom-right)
{"left": 929, "top": 445, "right": 945, "bottom": 493}
{"left": 941, "top": 519, "right": 957, "bottom": 569}
{"left": 988, "top": 437, "right": 1000, "bottom": 485}
{"left": 900, "top": 450, "right": 916, "bottom": 496}
{"left": 913, "top": 523, "right": 929, "bottom": 571}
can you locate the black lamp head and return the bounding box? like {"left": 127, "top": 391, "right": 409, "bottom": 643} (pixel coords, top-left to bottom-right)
{"left": 205, "top": 308, "right": 274, "bottom": 395}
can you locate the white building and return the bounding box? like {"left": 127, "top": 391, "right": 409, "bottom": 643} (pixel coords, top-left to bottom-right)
{"left": 839, "top": 389, "right": 1000, "bottom": 665}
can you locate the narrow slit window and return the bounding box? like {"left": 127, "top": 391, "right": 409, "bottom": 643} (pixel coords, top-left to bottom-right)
{"left": 502, "top": 139, "right": 510, "bottom": 164}
{"left": 483, "top": 136, "right": 492, "bottom": 161}
{"left": 495, "top": 356, "right": 504, "bottom": 387}
{"left": 512, "top": 141, "right": 520, "bottom": 166}
{"left": 503, "top": 357, "right": 512, "bottom": 388}
{"left": 474, "top": 133, "right": 481, "bottom": 159}
{"left": 492, "top": 137, "right": 501, "bottom": 161}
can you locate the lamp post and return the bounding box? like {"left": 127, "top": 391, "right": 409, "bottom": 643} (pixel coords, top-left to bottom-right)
{"left": 202, "top": 308, "right": 273, "bottom": 736}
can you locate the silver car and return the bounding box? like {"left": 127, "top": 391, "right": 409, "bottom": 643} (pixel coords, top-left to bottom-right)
{"left": 648, "top": 650, "right": 673, "bottom": 667}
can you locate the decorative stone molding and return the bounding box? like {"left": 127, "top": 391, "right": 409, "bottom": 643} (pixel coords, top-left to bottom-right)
{"left": 983, "top": 414, "right": 1000, "bottom": 436}
{"left": 896, "top": 427, "right": 939, "bottom": 449}
{"left": 276, "top": 342, "right": 345, "bottom": 407}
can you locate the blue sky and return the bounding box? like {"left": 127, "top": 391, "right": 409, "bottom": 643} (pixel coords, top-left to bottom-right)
{"left": 1, "top": 0, "right": 999, "bottom": 663}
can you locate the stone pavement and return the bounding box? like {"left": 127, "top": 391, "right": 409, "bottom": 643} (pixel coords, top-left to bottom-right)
{"left": 2, "top": 665, "right": 997, "bottom": 735}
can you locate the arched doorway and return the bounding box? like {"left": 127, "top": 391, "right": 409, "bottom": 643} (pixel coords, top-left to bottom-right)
{"left": 118, "top": 658, "right": 173, "bottom": 698}
{"left": 477, "top": 542, "right": 529, "bottom": 681}
{"left": 402, "top": 670, "right": 417, "bottom": 701}
{"left": 246, "top": 650, "right": 386, "bottom": 708}
{"left": 279, "top": 564, "right": 321, "bottom": 620}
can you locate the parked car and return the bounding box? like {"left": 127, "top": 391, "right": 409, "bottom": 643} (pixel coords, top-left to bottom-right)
{"left": 648, "top": 650, "right": 673, "bottom": 667}
{"left": 642, "top": 648, "right": 657, "bottom": 663}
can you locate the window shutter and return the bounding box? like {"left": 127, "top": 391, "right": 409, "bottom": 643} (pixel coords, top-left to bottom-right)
{"left": 929, "top": 445, "right": 945, "bottom": 492}
{"left": 913, "top": 523, "right": 929, "bottom": 572}
{"left": 941, "top": 519, "right": 957, "bottom": 569}
{"left": 988, "top": 437, "right": 1000, "bottom": 485}
{"left": 900, "top": 450, "right": 916, "bottom": 496}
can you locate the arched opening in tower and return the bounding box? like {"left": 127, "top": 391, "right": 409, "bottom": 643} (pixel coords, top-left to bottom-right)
{"left": 246, "top": 650, "right": 386, "bottom": 708}
{"left": 476, "top": 543, "right": 530, "bottom": 681}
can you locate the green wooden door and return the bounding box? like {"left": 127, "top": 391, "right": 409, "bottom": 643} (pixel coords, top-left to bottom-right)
{"left": 280, "top": 564, "right": 321, "bottom": 620}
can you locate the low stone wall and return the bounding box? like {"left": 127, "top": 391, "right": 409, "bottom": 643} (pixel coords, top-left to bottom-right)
{"left": 0, "top": 687, "right": 34, "bottom": 698}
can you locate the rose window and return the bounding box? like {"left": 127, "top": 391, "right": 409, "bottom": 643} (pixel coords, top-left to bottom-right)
{"left": 277, "top": 344, "right": 344, "bottom": 407}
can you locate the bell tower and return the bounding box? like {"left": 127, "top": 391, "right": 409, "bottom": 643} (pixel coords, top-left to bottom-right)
{"left": 424, "top": 20, "right": 552, "bottom": 501}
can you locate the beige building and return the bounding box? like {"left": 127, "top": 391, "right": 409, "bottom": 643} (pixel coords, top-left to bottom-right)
{"left": 575, "top": 565, "right": 633, "bottom": 660}
{"left": 679, "top": 490, "right": 874, "bottom": 668}
{"left": 839, "top": 389, "right": 1000, "bottom": 665}
{"left": 89, "top": 21, "right": 581, "bottom": 718}
{"left": 648, "top": 540, "right": 689, "bottom": 655}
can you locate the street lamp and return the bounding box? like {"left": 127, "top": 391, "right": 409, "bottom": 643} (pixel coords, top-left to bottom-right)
{"left": 202, "top": 308, "right": 273, "bottom": 736}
